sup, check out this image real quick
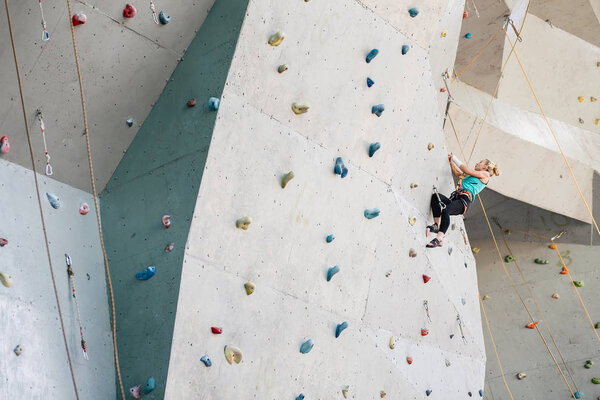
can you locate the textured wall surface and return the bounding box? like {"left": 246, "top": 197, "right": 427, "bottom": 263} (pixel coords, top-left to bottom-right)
{"left": 165, "top": 0, "right": 487, "bottom": 398}
{"left": 98, "top": 0, "right": 250, "bottom": 398}
{"left": 0, "top": 159, "right": 115, "bottom": 400}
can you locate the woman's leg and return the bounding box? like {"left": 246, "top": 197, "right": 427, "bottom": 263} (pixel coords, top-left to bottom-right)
{"left": 430, "top": 193, "right": 451, "bottom": 226}
{"left": 438, "top": 199, "right": 465, "bottom": 235}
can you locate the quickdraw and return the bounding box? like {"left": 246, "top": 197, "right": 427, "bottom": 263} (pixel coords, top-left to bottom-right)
{"left": 36, "top": 109, "right": 53, "bottom": 175}
{"left": 457, "top": 314, "right": 468, "bottom": 344}
{"left": 432, "top": 185, "right": 446, "bottom": 211}
{"left": 65, "top": 254, "right": 88, "bottom": 360}
{"left": 441, "top": 70, "right": 454, "bottom": 101}
{"left": 39, "top": 0, "right": 50, "bottom": 41}
{"left": 150, "top": 1, "right": 159, "bottom": 24}
{"left": 423, "top": 300, "right": 432, "bottom": 323}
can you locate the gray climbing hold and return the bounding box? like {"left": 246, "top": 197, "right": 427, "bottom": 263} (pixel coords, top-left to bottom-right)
{"left": 327, "top": 265, "right": 340, "bottom": 281}
{"left": 369, "top": 142, "right": 381, "bottom": 157}
{"left": 401, "top": 45, "right": 410, "bottom": 55}
{"left": 208, "top": 97, "right": 220, "bottom": 111}
{"left": 372, "top": 104, "right": 385, "bottom": 117}
{"left": 326, "top": 234, "right": 335, "bottom": 243}
{"left": 408, "top": 7, "right": 419, "bottom": 17}
{"left": 364, "top": 208, "right": 380, "bottom": 219}
{"left": 300, "top": 339, "right": 314, "bottom": 354}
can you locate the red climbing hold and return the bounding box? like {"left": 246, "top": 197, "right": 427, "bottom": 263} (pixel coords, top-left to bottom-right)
{"left": 79, "top": 203, "right": 90, "bottom": 216}
{"left": 560, "top": 267, "right": 569, "bottom": 275}
{"left": 421, "top": 328, "right": 429, "bottom": 336}
{"left": 187, "top": 98, "right": 197, "bottom": 107}
{"left": 406, "top": 357, "right": 413, "bottom": 365}
{"left": 440, "top": 88, "right": 447, "bottom": 93}
{"left": 422, "top": 274, "right": 431, "bottom": 284}
{"left": 0, "top": 136, "right": 10, "bottom": 154}
{"left": 463, "top": 11, "right": 468, "bottom": 19}
{"left": 72, "top": 13, "right": 87, "bottom": 26}
{"left": 211, "top": 327, "right": 222, "bottom": 334}
{"left": 526, "top": 322, "right": 539, "bottom": 329}
{"left": 0, "top": 238, "right": 7, "bottom": 247}
{"left": 123, "top": 4, "right": 136, "bottom": 18}
{"left": 162, "top": 215, "right": 171, "bottom": 229}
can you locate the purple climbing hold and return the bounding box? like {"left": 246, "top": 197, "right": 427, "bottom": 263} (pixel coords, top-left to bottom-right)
{"left": 372, "top": 104, "right": 385, "bottom": 117}
{"left": 401, "top": 45, "right": 410, "bottom": 55}
{"left": 367, "top": 77, "right": 374, "bottom": 87}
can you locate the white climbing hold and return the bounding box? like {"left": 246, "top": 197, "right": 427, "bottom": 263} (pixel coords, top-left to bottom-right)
{"left": 224, "top": 345, "right": 243, "bottom": 364}
{"left": 389, "top": 336, "right": 395, "bottom": 349}
{"left": 517, "top": 372, "right": 526, "bottom": 380}
{"left": 0, "top": 272, "right": 12, "bottom": 288}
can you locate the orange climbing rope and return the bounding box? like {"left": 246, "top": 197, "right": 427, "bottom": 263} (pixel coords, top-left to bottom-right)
{"left": 3, "top": 1, "right": 80, "bottom": 398}
{"left": 64, "top": 0, "right": 126, "bottom": 398}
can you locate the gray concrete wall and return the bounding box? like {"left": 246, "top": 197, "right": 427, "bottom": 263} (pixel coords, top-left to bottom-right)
{"left": 0, "top": 159, "right": 115, "bottom": 399}
{"left": 165, "top": 0, "right": 487, "bottom": 398}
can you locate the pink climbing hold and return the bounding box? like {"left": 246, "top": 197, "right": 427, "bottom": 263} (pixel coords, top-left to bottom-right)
{"left": 123, "top": 3, "right": 136, "bottom": 18}
{"left": 164, "top": 242, "right": 174, "bottom": 252}
{"left": 129, "top": 385, "right": 142, "bottom": 399}
{"left": 162, "top": 215, "right": 171, "bottom": 229}
{"left": 72, "top": 13, "right": 87, "bottom": 26}
{"left": 0, "top": 136, "right": 10, "bottom": 154}
{"left": 422, "top": 274, "right": 431, "bottom": 284}
{"left": 406, "top": 357, "right": 413, "bottom": 365}
{"left": 421, "top": 328, "right": 429, "bottom": 336}
{"left": 79, "top": 203, "right": 90, "bottom": 215}
{"left": 211, "top": 327, "right": 222, "bottom": 334}
{"left": 0, "top": 238, "right": 7, "bottom": 247}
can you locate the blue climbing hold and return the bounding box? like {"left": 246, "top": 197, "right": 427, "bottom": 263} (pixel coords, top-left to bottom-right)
{"left": 327, "top": 265, "right": 340, "bottom": 281}
{"left": 368, "top": 142, "right": 381, "bottom": 157}
{"left": 364, "top": 208, "right": 380, "bottom": 219}
{"left": 296, "top": 395, "right": 305, "bottom": 400}
{"left": 136, "top": 266, "right": 156, "bottom": 280}
{"left": 573, "top": 392, "right": 584, "bottom": 399}
{"left": 401, "top": 45, "right": 410, "bottom": 55}
{"left": 300, "top": 339, "right": 314, "bottom": 354}
{"left": 326, "top": 234, "right": 335, "bottom": 243}
{"left": 46, "top": 192, "right": 61, "bottom": 209}
{"left": 372, "top": 104, "right": 385, "bottom": 117}
{"left": 367, "top": 77, "right": 374, "bottom": 87}
{"left": 426, "top": 389, "right": 432, "bottom": 396}
{"left": 465, "top": 33, "right": 472, "bottom": 39}
{"left": 143, "top": 377, "right": 156, "bottom": 394}
{"left": 408, "top": 7, "right": 419, "bottom": 17}
{"left": 334, "top": 157, "right": 348, "bottom": 178}
{"left": 335, "top": 321, "right": 348, "bottom": 338}
{"left": 200, "top": 355, "right": 212, "bottom": 367}
{"left": 366, "top": 49, "right": 379, "bottom": 63}
{"left": 479, "top": 389, "right": 483, "bottom": 397}
{"left": 158, "top": 11, "right": 170, "bottom": 24}
{"left": 208, "top": 97, "right": 220, "bottom": 111}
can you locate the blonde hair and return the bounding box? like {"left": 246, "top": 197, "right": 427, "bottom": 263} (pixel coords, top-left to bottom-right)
{"left": 484, "top": 159, "right": 500, "bottom": 176}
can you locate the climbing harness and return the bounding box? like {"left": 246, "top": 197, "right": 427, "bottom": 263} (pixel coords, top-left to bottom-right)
{"left": 65, "top": 254, "right": 88, "bottom": 360}
{"left": 432, "top": 186, "right": 446, "bottom": 210}
{"left": 149, "top": 1, "right": 159, "bottom": 24}
{"left": 423, "top": 300, "right": 432, "bottom": 323}
{"left": 38, "top": 0, "right": 50, "bottom": 41}
{"left": 456, "top": 314, "right": 468, "bottom": 344}
{"left": 36, "top": 109, "right": 53, "bottom": 175}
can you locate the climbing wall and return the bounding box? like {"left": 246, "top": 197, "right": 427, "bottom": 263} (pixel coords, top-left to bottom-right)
{"left": 164, "top": 0, "right": 486, "bottom": 398}
{"left": 0, "top": 159, "right": 115, "bottom": 399}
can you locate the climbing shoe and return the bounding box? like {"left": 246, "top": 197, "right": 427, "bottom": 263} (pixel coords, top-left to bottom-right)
{"left": 426, "top": 238, "right": 442, "bottom": 248}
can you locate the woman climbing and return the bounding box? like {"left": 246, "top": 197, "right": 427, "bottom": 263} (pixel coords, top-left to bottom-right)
{"left": 425, "top": 154, "right": 500, "bottom": 248}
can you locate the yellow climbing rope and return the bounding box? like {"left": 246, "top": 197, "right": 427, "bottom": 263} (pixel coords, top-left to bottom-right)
{"left": 3, "top": 1, "right": 80, "bottom": 398}
{"left": 64, "top": 0, "right": 126, "bottom": 398}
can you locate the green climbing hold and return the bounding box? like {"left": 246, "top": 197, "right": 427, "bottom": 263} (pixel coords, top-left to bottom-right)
{"left": 574, "top": 281, "right": 584, "bottom": 287}
{"left": 534, "top": 258, "right": 550, "bottom": 264}
{"left": 584, "top": 360, "right": 593, "bottom": 369}
{"left": 595, "top": 322, "right": 600, "bottom": 329}
{"left": 504, "top": 255, "right": 515, "bottom": 263}
{"left": 591, "top": 377, "right": 600, "bottom": 384}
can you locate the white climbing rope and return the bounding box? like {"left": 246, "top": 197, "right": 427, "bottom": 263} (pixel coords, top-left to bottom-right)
{"left": 38, "top": 0, "right": 50, "bottom": 41}
{"left": 65, "top": 254, "right": 88, "bottom": 360}
{"left": 149, "top": 0, "right": 159, "bottom": 24}
{"left": 36, "top": 109, "right": 53, "bottom": 176}
{"left": 423, "top": 300, "right": 432, "bottom": 323}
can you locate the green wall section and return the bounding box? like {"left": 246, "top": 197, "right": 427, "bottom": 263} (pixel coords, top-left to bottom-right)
{"left": 99, "top": 0, "right": 250, "bottom": 397}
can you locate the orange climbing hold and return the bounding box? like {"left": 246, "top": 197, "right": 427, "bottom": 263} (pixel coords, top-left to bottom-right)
{"left": 526, "top": 322, "right": 539, "bottom": 329}
{"left": 560, "top": 267, "right": 569, "bottom": 275}
{"left": 548, "top": 243, "right": 557, "bottom": 249}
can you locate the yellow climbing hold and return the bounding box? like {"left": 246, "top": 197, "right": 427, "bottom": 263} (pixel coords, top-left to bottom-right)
{"left": 440, "top": 30, "right": 447, "bottom": 37}
{"left": 408, "top": 216, "right": 416, "bottom": 226}
{"left": 472, "top": 247, "right": 480, "bottom": 254}
{"left": 427, "top": 143, "right": 435, "bottom": 151}
{"left": 595, "top": 119, "right": 599, "bottom": 126}
{"left": 578, "top": 96, "right": 585, "bottom": 103}
{"left": 268, "top": 31, "right": 285, "bottom": 46}
{"left": 591, "top": 97, "right": 597, "bottom": 102}
{"left": 236, "top": 217, "right": 251, "bottom": 230}
{"left": 244, "top": 282, "right": 255, "bottom": 295}
{"left": 0, "top": 272, "right": 12, "bottom": 288}
{"left": 389, "top": 336, "right": 395, "bottom": 349}
{"left": 281, "top": 171, "right": 295, "bottom": 188}
{"left": 482, "top": 295, "right": 489, "bottom": 300}
{"left": 292, "top": 103, "right": 309, "bottom": 115}
{"left": 224, "top": 345, "right": 243, "bottom": 364}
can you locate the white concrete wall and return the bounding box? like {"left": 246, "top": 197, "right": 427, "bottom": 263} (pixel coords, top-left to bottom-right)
{"left": 0, "top": 159, "right": 115, "bottom": 399}
{"left": 165, "top": 0, "right": 486, "bottom": 398}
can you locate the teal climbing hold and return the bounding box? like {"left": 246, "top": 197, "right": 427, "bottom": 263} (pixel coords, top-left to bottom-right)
{"left": 479, "top": 389, "right": 483, "bottom": 397}
{"left": 208, "top": 97, "right": 220, "bottom": 111}
{"left": 335, "top": 321, "right": 348, "bottom": 338}
{"left": 369, "top": 142, "right": 381, "bottom": 157}
{"left": 326, "top": 234, "right": 335, "bottom": 243}
{"left": 200, "top": 355, "right": 212, "bottom": 367}
{"left": 334, "top": 157, "right": 348, "bottom": 178}
{"left": 401, "top": 45, "right": 410, "bottom": 55}
{"left": 408, "top": 7, "right": 419, "bottom": 17}
{"left": 465, "top": 33, "right": 472, "bottom": 39}
{"left": 143, "top": 377, "right": 156, "bottom": 394}
{"left": 327, "top": 265, "right": 340, "bottom": 281}
{"left": 46, "top": 192, "right": 61, "bottom": 209}
{"left": 300, "top": 339, "right": 314, "bottom": 354}
{"left": 364, "top": 208, "right": 380, "bottom": 219}
{"left": 573, "top": 391, "right": 584, "bottom": 399}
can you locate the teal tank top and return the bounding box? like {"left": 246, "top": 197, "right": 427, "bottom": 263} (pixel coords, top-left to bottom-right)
{"left": 461, "top": 175, "right": 486, "bottom": 198}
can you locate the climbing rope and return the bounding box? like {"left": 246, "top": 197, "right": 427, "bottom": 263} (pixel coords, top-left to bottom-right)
{"left": 149, "top": 0, "right": 159, "bottom": 24}
{"left": 498, "top": 230, "right": 580, "bottom": 393}
{"left": 3, "top": 0, "right": 79, "bottom": 398}
{"left": 65, "top": 254, "right": 89, "bottom": 360}
{"left": 38, "top": 0, "right": 50, "bottom": 41}
{"left": 64, "top": 0, "right": 126, "bottom": 398}
{"left": 36, "top": 109, "right": 53, "bottom": 176}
